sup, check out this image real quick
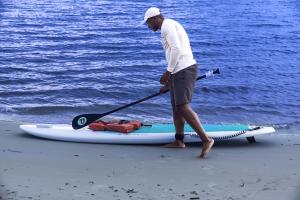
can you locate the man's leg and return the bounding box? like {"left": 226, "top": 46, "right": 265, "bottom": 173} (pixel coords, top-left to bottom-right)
{"left": 164, "top": 107, "right": 186, "bottom": 148}
{"left": 177, "top": 103, "right": 214, "bottom": 158}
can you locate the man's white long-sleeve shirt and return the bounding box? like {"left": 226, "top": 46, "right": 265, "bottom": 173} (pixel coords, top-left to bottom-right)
{"left": 161, "top": 19, "right": 196, "bottom": 74}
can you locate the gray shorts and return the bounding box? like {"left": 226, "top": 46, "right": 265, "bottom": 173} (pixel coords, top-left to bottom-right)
{"left": 170, "top": 64, "right": 198, "bottom": 107}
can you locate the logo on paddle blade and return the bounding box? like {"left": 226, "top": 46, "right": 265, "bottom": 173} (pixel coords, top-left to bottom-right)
{"left": 77, "top": 117, "right": 87, "bottom": 126}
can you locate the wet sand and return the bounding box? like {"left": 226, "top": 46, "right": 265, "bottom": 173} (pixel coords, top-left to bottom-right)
{"left": 1, "top": 120, "right": 299, "bottom": 200}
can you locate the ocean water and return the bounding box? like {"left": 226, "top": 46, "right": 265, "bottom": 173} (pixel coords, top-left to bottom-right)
{"left": 0, "top": 0, "right": 299, "bottom": 133}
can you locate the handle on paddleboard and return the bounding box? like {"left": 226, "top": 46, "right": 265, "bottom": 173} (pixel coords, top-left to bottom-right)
{"left": 72, "top": 68, "right": 220, "bottom": 130}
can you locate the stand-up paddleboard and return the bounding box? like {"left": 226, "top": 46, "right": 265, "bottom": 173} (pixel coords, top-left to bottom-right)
{"left": 20, "top": 123, "right": 275, "bottom": 144}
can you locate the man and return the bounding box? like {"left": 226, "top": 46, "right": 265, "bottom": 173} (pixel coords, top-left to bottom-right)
{"left": 142, "top": 7, "right": 214, "bottom": 158}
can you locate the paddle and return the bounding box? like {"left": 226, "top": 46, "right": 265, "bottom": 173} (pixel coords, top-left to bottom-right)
{"left": 72, "top": 68, "right": 220, "bottom": 130}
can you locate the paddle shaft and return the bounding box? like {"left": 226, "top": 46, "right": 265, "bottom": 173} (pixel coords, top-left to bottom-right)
{"left": 72, "top": 68, "right": 220, "bottom": 129}
{"left": 102, "top": 68, "right": 220, "bottom": 115}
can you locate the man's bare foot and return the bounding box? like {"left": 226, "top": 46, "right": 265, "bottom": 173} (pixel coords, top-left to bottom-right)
{"left": 164, "top": 140, "right": 186, "bottom": 148}
{"left": 198, "top": 139, "right": 214, "bottom": 158}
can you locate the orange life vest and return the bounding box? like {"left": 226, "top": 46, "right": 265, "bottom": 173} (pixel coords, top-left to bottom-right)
{"left": 89, "top": 120, "right": 142, "bottom": 134}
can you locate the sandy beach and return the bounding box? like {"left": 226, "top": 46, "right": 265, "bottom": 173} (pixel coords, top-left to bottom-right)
{"left": 0, "top": 120, "right": 299, "bottom": 200}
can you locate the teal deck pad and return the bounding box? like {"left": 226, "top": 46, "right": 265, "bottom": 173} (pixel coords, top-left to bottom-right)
{"left": 133, "top": 124, "right": 249, "bottom": 134}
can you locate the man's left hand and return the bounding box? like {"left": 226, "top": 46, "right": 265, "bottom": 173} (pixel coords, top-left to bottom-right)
{"left": 160, "top": 71, "right": 171, "bottom": 85}
{"left": 159, "top": 85, "right": 170, "bottom": 94}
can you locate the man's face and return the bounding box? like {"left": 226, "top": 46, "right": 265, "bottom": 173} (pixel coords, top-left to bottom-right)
{"left": 146, "top": 17, "right": 159, "bottom": 32}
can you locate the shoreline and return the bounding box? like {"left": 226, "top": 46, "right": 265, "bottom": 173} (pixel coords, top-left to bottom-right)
{"left": 1, "top": 120, "right": 299, "bottom": 200}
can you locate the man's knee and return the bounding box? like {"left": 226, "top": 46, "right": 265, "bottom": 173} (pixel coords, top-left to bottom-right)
{"left": 174, "top": 103, "right": 189, "bottom": 115}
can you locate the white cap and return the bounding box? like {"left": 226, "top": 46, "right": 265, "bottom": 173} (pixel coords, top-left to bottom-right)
{"left": 141, "top": 7, "right": 160, "bottom": 24}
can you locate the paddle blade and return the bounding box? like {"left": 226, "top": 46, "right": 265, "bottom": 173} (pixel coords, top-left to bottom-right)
{"left": 72, "top": 114, "right": 103, "bottom": 130}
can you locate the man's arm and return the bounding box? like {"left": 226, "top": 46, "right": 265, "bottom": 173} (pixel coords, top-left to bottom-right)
{"left": 164, "top": 22, "right": 182, "bottom": 73}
